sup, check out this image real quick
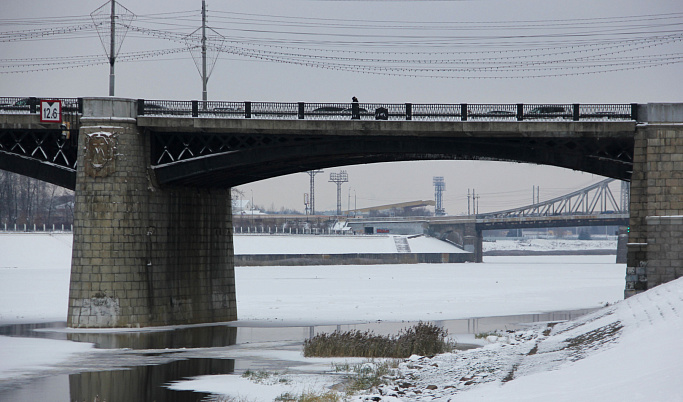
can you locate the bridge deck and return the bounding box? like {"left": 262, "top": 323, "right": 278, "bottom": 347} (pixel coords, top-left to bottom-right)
{"left": 137, "top": 116, "right": 637, "bottom": 138}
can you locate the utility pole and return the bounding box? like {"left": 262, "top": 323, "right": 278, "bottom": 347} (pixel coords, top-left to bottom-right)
{"left": 109, "top": 0, "right": 116, "bottom": 96}
{"left": 201, "top": 0, "right": 208, "bottom": 103}
{"left": 329, "top": 170, "right": 349, "bottom": 216}
{"left": 471, "top": 189, "right": 479, "bottom": 215}
{"left": 306, "top": 170, "right": 323, "bottom": 215}
{"left": 91, "top": 0, "right": 133, "bottom": 97}
{"left": 467, "top": 189, "right": 471, "bottom": 216}
{"left": 184, "top": 2, "right": 223, "bottom": 103}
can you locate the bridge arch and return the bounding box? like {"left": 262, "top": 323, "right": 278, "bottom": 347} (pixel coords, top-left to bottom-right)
{"left": 144, "top": 119, "right": 635, "bottom": 188}
{"left": 4, "top": 98, "right": 682, "bottom": 328}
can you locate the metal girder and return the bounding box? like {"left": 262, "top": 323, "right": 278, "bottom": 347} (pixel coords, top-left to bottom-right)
{"left": 481, "top": 178, "right": 627, "bottom": 219}
{"left": 150, "top": 131, "right": 634, "bottom": 188}
{"left": 0, "top": 128, "right": 78, "bottom": 189}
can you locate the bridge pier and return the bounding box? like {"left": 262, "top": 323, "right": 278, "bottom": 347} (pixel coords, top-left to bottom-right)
{"left": 67, "top": 98, "right": 236, "bottom": 328}
{"left": 626, "top": 104, "right": 683, "bottom": 297}
{"left": 429, "top": 221, "right": 483, "bottom": 262}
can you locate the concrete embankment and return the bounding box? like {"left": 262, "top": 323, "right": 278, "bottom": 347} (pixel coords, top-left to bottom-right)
{"left": 235, "top": 252, "right": 474, "bottom": 266}
{"left": 482, "top": 239, "right": 618, "bottom": 257}
{"left": 233, "top": 234, "right": 474, "bottom": 266}
{"left": 484, "top": 249, "right": 616, "bottom": 256}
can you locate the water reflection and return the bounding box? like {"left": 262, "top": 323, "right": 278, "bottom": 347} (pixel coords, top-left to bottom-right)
{"left": 68, "top": 325, "right": 238, "bottom": 349}
{"left": 0, "top": 359, "right": 234, "bottom": 402}
{"left": 0, "top": 308, "right": 599, "bottom": 402}
{"left": 69, "top": 358, "right": 234, "bottom": 402}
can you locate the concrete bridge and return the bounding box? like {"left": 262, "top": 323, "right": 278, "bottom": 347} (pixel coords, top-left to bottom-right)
{"left": 1, "top": 97, "right": 682, "bottom": 328}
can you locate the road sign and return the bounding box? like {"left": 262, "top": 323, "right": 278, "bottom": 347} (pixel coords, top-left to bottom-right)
{"left": 40, "top": 100, "right": 62, "bottom": 123}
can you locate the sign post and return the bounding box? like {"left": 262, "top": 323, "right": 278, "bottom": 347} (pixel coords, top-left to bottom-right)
{"left": 40, "top": 100, "right": 62, "bottom": 123}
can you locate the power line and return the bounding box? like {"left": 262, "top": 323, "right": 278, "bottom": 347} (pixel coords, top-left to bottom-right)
{"left": 1, "top": 5, "right": 681, "bottom": 79}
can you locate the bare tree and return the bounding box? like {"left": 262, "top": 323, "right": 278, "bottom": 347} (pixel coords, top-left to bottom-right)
{"left": 0, "top": 170, "right": 74, "bottom": 230}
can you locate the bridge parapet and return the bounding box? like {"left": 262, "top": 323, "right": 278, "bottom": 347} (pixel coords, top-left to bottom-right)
{"left": 134, "top": 99, "right": 637, "bottom": 122}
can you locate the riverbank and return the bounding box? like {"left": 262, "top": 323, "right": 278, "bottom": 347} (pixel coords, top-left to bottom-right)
{"left": 483, "top": 238, "right": 617, "bottom": 256}
{"left": 2, "top": 233, "right": 663, "bottom": 402}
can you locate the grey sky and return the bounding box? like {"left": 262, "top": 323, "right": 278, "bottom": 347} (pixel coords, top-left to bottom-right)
{"left": 2, "top": 0, "right": 681, "bottom": 214}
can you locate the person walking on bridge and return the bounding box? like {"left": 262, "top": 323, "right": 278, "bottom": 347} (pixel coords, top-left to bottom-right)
{"left": 351, "top": 96, "right": 360, "bottom": 119}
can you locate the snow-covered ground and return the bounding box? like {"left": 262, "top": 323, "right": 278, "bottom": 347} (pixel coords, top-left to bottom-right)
{"left": 1, "top": 233, "right": 680, "bottom": 401}
{"left": 167, "top": 277, "right": 683, "bottom": 402}
{"left": 234, "top": 233, "right": 469, "bottom": 254}
{"left": 483, "top": 238, "right": 617, "bottom": 253}
{"left": 364, "top": 276, "right": 683, "bottom": 402}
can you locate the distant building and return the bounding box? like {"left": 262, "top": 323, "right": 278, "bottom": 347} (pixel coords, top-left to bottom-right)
{"left": 232, "top": 199, "right": 253, "bottom": 214}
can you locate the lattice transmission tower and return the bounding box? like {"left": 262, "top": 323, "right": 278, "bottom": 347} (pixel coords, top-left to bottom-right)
{"left": 329, "top": 170, "right": 349, "bottom": 216}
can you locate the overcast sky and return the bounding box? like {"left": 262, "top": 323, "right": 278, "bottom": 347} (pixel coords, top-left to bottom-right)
{"left": 2, "top": 0, "right": 681, "bottom": 214}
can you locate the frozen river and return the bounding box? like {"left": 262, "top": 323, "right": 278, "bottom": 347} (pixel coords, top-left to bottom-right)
{"left": 0, "top": 233, "right": 627, "bottom": 401}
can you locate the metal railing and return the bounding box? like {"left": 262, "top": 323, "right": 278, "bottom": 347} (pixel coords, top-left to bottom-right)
{"left": 0, "top": 223, "right": 73, "bottom": 232}
{"left": 0, "top": 97, "right": 82, "bottom": 114}
{"left": 138, "top": 100, "right": 637, "bottom": 121}
{"left": 0, "top": 98, "right": 637, "bottom": 121}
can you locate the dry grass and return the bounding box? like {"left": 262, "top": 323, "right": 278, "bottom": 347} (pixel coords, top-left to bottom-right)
{"left": 275, "top": 391, "right": 342, "bottom": 402}
{"left": 304, "top": 322, "right": 454, "bottom": 358}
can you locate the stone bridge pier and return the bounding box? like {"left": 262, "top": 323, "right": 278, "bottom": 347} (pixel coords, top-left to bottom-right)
{"left": 626, "top": 104, "right": 683, "bottom": 297}
{"left": 67, "top": 98, "right": 236, "bottom": 328}
{"left": 428, "top": 221, "right": 483, "bottom": 263}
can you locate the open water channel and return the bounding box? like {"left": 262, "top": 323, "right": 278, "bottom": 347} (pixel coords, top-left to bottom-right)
{"left": 0, "top": 308, "right": 597, "bottom": 401}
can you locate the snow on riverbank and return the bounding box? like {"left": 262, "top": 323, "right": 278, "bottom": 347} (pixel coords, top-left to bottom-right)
{"left": 483, "top": 238, "right": 617, "bottom": 253}
{"left": 361, "top": 275, "right": 683, "bottom": 401}
{"left": 168, "top": 277, "right": 683, "bottom": 402}
{"left": 234, "top": 233, "right": 469, "bottom": 254}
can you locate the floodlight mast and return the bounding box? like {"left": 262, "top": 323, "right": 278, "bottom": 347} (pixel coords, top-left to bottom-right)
{"left": 329, "top": 171, "right": 349, "bottom": 216}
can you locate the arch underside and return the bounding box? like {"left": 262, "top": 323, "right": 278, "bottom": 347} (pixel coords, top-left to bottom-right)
{"left": 0, "top": 150, "right": 76, "bottom": 189}
{"left": 0, "top": 128, "right": 78, "bottom": 189}
{"left": 152, "top": 134, "right": 634, "bottom": 188}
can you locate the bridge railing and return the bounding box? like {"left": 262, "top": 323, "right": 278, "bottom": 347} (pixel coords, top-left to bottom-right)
{"left": 0, "top": 97, "right": 82, "bottom": 114}
{"left": 136, "top": 100, "right": 637, "bottom": 121}
{"left": 1, "top": 98, "right": 637, "bottom": 122}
